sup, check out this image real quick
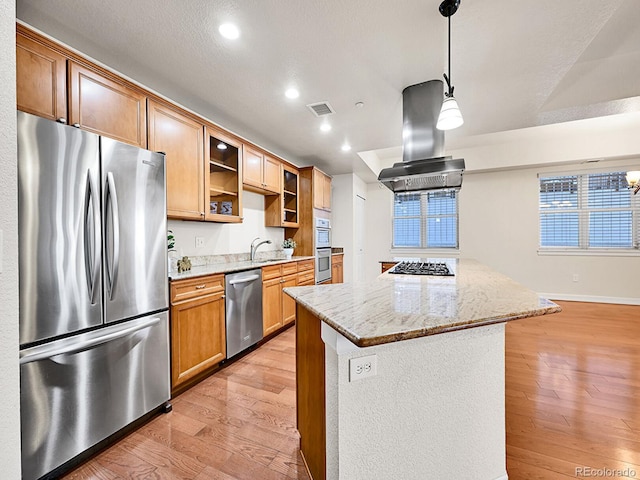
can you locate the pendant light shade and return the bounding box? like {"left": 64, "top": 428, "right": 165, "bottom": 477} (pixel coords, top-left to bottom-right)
{"left": 626, "top": 170, "right": 640, "bottom": 194}
{"left": 437, "top": 0, "right": 463, "bottom": 131}
{"left": 437, "top": 96, "right": 464, "bottom": 130}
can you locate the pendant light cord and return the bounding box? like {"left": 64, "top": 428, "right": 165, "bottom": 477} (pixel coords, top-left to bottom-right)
{"left": 447, "top": 15, "right": 452, "bottom": 97}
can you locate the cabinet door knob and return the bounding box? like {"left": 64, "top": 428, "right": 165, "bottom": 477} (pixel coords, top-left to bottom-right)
{"left": 57, "top": 117, "right": 67, "bottom": 124}
{"left": 195, "top": 284, "right": 206, "bottom": 289}
{"left": 221, "top": 295, "right": 225, "bottom": 299}
{"left": 72, "top": 123, "right": 80, "bottom": 128}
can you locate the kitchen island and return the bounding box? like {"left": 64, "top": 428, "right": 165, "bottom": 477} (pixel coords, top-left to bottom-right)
{"left": 284, "top": 258, "right": 560, "bottom": 480}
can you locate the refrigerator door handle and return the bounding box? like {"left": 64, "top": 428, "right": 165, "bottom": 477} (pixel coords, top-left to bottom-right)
{"left": 105, "top": 172, "right": 121, "bottom": 300}
{"left": 228, "top": 274, "right": 261, "bottom": 286}
{"left": 19, "top": 316, "right": 161, "bottom": 365}
{"left": 83, "top": 170, "right": 101, "bottom": 304}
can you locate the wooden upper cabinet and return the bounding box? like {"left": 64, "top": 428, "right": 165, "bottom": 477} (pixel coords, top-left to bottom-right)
{"left": 242, "top": 145, "right": 281, "bottom": 194}
{"left": 243, "top": 144, "right": 264, "bottom": 189}
{"left": 16, "top": 31, "right": 67, "bottom": 122}
{"left": 263, "top": 155, "right": 282, "bottom": 193}
{"left": 148, "top": 99, "right": 204, "bottom": 220}
{"left": 322, "top": 173, "right": 332, "bottom": 211}
{"left": 68, "top": 61, "right": 147, "bottom": 148}
{"left": 204, "top": 125, "right": 243, "bottom": 223}
{"left": 313, "top": 168, "right": 332, "bottom": 211}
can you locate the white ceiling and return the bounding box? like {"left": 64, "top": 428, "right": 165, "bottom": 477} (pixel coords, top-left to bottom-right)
{"left": 16, "top": 0, "right": 640, "bottom": 181}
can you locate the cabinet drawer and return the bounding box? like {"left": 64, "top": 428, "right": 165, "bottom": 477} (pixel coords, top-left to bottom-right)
{"left": 297, "top": 259, "right": 314, "bottom": 272}
{"left": 170, "top": 275, "right": 224, "bottom": 304}
{"left": 262, "top": 264, "right": 282, "bottom": 281}
{"left": 282, "top": 261, "right": 298, "bottom": 276}
{"left": 297, "top": 271, "right": 315, "bottom": 285}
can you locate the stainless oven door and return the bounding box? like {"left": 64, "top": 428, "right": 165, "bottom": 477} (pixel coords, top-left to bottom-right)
{"left": 316, "top": 248, "right": 332, "bottom": 283}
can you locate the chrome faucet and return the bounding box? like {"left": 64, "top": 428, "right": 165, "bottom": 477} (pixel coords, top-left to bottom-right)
{"left": 250, "top": 237, "right": 272, "bottom": 262}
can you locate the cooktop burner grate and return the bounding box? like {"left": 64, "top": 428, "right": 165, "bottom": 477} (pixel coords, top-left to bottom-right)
{"left": 388, "top": 261, "right": 454, "bottom": 276}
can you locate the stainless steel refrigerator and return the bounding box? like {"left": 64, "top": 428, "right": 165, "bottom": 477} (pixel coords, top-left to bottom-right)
{"left": 17, "top": 111, "right": 171, "bottom": 480}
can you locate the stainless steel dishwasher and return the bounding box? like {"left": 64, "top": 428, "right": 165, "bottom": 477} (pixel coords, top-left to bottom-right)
{"left": 225, "top": 269, "right": 264, "bottom": 358}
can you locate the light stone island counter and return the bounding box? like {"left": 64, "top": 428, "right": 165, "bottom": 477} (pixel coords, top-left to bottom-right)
{"left": 284, "top": 258, "right": 560, "bottom": 480}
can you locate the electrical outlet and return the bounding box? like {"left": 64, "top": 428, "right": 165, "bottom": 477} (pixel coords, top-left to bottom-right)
{"left": 572, "top": 273, "right": 579, "bottom": 282}
{"left": 349, "top": 355, "right": 377, "bottom": 382}
{"left": 195, "top": 237, "right": 205, "bottom": 248}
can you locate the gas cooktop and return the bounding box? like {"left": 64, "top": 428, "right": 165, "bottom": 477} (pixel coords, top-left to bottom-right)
{"left": 388, "top": 261, "right": 454, "bottom": 276}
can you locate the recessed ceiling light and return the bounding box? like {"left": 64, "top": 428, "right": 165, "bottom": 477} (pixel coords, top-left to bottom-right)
{"left": 217, "top": 142, "right": 227, "bottom": 150}
{"left": 219, "top": 23, "right": 240, "bottom": 40}
{"left": 285, "top": 88, "right": 300, "bottom": 99}
{"left": 341, "top": 143, "right": 351, "bottom": 152}
{"left": 320, "top": 122, "right": 331, "bottom": 133}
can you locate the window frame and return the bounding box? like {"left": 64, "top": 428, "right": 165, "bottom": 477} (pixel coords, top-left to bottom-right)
{"left": 392, "top": 189, "right": 460, "bottom": 251}
{"left": 538, "top": 170, "right": 640, "bottom": 256}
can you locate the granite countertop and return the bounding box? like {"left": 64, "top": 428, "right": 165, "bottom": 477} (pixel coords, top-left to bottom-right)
{"left": 284, "top": 258, "right": 561, "bottom": 347}
{"left": 169, "top": 255, "right": 315, "bottom": 281}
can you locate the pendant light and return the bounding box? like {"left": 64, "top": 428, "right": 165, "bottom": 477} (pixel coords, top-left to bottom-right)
{"left": 437, "top": 0, "right": 464, "bottom": 131}
{"left": 626, "top": 170, "right": 640, "bottom": 194}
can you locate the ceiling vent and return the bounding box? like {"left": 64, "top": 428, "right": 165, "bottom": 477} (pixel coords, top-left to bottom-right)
{"left": 306, "top": 102, "right": 335, "bottom": 117}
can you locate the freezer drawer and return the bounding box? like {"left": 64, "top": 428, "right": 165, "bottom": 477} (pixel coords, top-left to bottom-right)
{"left": 20, "top": 312, "right": 170, "bottom": 480}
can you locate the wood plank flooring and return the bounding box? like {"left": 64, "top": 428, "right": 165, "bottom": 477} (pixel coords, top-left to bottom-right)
{"left": 63, "top": 326, "right": 309, "bottom": 480}
{"left": 62, "top": 301, "right": 640, "bottom": 480}
{"left": 505, "top": 301, "right": 640, "bottom": 479}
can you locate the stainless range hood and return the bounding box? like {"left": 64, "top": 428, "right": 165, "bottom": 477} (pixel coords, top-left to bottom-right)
{"left": 378, "top": 80, "right": 465, "bottom": 193}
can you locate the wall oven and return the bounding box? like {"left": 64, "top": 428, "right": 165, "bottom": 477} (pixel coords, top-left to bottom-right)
{"left": 315, "top": 218, "right": 332, "bottom": 283}
{"left": 316, "top": 247, "right": 332, "bottom": 283}
{"left": 315, "top": 218, "right": 331, "bottom": 249}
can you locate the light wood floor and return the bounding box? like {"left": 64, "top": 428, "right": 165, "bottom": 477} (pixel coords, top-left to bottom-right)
{"left": 63, "top": 301, "right": 640, "bottom": 479}
{"left": 505, "top": 301, "right": 640, "bottom": 479}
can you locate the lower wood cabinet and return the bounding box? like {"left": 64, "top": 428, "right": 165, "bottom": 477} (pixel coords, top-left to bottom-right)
{"left": 262, "top": 274, "right": 284, "bottom": 336}
{"left": 381, "top": 262, "right": 396, "bottom": 273}
{"left": 331, "top": 254, "right": 344, "bottom": 284}
{"left": 262, "top": 261, "right": 303, "bottom": 336}
{"left": 170, "top": 274, "right": 226, "bottom": 393}
{"left": 297, "top": 258, "right": 315, "bottom": 286}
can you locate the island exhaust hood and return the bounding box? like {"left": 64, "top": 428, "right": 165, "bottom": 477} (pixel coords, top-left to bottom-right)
{"left": 378, "top": 80, "right": 465, "bottom": 193}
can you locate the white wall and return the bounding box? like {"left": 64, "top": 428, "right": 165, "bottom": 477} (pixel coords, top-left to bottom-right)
{"left": 459, "top": 161, "right": 640, "bottom": 303}
{"left": 168, "top": 191, "right": 284, "bottom": 257}
{"left": 0, "top": 2, "right": 22, "bottom": 478}
{"left": 331, "top": 174, "right": 367, "bottom": 282}
{"left": 364, "top": 183, "right": 393, "bottom": 279}
{"left": 363, "top": 159, "right": 640, "bottom": 303}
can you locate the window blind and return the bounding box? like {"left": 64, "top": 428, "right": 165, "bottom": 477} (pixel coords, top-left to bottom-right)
{"left": 393, "top": 190, "right": 458, "bottom": 249}
{"left": 539, "top": 172, "right": 639, "bottom": 250}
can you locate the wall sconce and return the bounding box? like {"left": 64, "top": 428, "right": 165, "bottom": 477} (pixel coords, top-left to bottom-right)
{"left": 626, "top": 171, "right": 640, "bottom": 194}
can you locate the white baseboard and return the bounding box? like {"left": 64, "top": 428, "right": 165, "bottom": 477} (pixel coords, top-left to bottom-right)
{"left": 538, "top": 292, "right": 640, "bottom": 306}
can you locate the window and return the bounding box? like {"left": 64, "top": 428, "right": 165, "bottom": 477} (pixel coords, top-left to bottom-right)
{"left": 539, "top": 171, "right": 640, "bottom": 251}
{"left": 393, "top": 190, "right": 458, "bottom": 248}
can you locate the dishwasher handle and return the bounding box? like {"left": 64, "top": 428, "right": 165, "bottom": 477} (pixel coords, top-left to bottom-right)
{"left": 228, "top": 274, "right": 260, "bottom": 286}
